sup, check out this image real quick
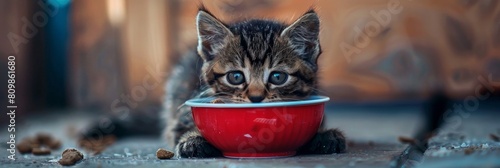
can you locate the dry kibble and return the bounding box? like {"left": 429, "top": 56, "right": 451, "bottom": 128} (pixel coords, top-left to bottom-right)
{"left": 16, "top": 133, "right": 63, "bottom": 156}
{"left": 464, "top": 147, "right": 475, "bottom": 155}
{"left": 31, "top": 142, "right": 41, "bottom": 148}
{"left": 156, "top": 148, "right": 174, "bottom": 159}
{"left": 58, "top": 148, "right": 84, "bottom": 166}
{"left": 35, "top": 133, "right": 53, "bottom": 145}
{"left": 78, "top": 135, "right": 116, "bottom": 155}
{"left": 398, "top": 136, "right": 417, "bottom": 145}
{"left": 16, "top": 140, "right": 33, "bottom": 154}
{"left": 32, "top": 147, "right": 51, "bottom": 155}
{"left": 211, "top": 99, "right": 225, "bottom": 104}
{"left": 48, "top": 140, "right": 62, "bottom": 150}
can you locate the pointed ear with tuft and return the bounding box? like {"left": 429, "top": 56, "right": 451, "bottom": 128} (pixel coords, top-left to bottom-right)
{"left": 196, "top": 10, "right": 233, "bottom": 61}
{"left": 280, "top": 11, "right": 321, "bottom": 64}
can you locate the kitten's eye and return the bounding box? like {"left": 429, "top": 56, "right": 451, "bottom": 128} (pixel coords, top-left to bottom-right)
{"left": 226, "top": 71, "right": 245, "bottom": 85}
{"left": 269, "top": 71, "right": 288, "bottom": 85}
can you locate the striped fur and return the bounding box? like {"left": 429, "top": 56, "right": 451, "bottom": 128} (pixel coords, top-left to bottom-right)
{"left": 164, "top": 9, "right": 346, "bottom": 158}
{"left": 197, "top": 10, "right": 321, "bottom": 103}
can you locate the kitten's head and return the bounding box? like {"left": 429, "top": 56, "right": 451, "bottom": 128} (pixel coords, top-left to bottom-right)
{"left": 196, "top": 9, "right": 321, "bottom": 103}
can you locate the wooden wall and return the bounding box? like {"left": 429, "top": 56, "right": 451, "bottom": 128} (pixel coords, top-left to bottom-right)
{"left": 0, "top": 0, "right": 39, "bottom": 124}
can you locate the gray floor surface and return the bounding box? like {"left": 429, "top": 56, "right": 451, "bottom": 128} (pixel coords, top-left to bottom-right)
{"left": 1, "top": 106, "right": 499, "bottom": 167}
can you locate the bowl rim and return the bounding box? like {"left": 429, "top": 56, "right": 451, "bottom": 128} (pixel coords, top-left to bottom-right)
{"left": 184, "top": 95, "right": 330, "bottom": 108}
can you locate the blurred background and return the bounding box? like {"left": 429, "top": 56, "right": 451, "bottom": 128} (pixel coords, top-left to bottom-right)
{"left": 0, "top": 0, "right": 499, "bottom": 126}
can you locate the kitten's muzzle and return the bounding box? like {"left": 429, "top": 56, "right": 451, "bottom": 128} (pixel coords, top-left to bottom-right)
{"left": 248, "top": 96, "right": 265, "bottom": 103}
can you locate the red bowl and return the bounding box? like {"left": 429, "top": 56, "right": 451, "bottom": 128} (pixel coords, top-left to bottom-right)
{"left": 185, "top": 96, "right": 329, "bottom": 158}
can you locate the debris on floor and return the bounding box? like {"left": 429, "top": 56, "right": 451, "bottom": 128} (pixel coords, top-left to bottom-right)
{"left": 32, "top": 147, "right": 51, "bottom": 155}
{"left": 78, "top": 135, "right": 116, "bottom": 155}
{"left": 398, "top": 136, "right": 417, "bottom": 145}
{"left": 58, "top": 148, "right": 84, "bottom": 166}
{"left": 156, "top": 148, "right": 174, "bottom": 159}
{"left": 16, "top": 133, "right": 61, "bottom": 155}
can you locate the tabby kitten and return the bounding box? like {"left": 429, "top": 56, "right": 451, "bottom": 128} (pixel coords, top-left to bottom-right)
{"left": 163, "top": 9, "right": 346, "bottom": 158}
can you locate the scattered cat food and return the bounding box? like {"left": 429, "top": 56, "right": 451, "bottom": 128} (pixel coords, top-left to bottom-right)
{"left": 48, "top": 140, "right": 62, "bottom": 149}
{"left": 58, "top": 148, "right": 84, "bottom": 166}
{"left": 32, "top": 147, "right": 51, "bottom": 155}
{"left": 156, "top": 148, "right": 174, "bottom": 159}
{"left": 490, "top": 134, "right": 500, "bottom": 142}
{"left": 36, "top": 133, "right": 53, "bottom": 144}
{"left": 464, "top": 147, "right": 475, "bottom": 155}
{"left": 16, "top": 139, "right": 33, "bottom": 154}
{"left": 16, "top": 133, "right": 62, "bottom": 155}
{"left": 211, "top": 99, "right": 225, "bottom": 104}
{"left": 78, "top": 135, "right": 116, "bottom": 155}
{"left": 398, "top": 136, "right": 417, "bottom": 145}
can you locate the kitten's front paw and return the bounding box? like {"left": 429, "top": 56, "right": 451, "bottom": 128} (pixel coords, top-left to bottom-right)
{"left": 175, "top": 134, "right": 221, "bottom": 158}
{"left": 299, "top": 129, "right": 347, "bottom": 154}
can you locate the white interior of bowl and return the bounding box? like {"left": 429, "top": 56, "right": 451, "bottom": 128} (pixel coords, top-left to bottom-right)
{"left": 184, "top": 95, "right": 330, "bottom": 108}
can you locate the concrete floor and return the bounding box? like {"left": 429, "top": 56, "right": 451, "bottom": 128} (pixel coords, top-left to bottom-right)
{"left": 419, "top": 109, "right": 500, "bottom": 168}
{"left": 1, "top": 105, "right": 499, "bottom": 167}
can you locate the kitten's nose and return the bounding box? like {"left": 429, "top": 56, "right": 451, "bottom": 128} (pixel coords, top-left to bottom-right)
{"left": 248, "top": 96, "right": 265, "bottom": 103}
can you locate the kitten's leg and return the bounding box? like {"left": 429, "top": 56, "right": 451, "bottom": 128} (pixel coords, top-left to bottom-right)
{"left": 175, "top": 129, "right": 222, "bottom": 158}
{"left": 298, "top": 115, "right": 347, "bottom": 154}
{"left": 162, "top": 50, "right": 203, "bottom": 148}
{"left": 299, "top": 128, "right": 347, "bottom": 154}
{"left": 164, "top": 105, "right": 195, "bottom": 148}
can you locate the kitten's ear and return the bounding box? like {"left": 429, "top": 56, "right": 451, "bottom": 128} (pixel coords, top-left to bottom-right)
{"left": 281, "top": 11, "right": 321, "bottom": 64}
{"left": 196, "top": 10, "right": 233, "bottom": 61}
